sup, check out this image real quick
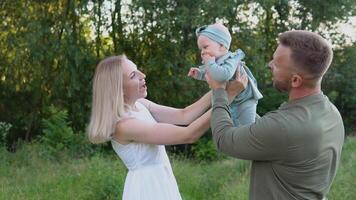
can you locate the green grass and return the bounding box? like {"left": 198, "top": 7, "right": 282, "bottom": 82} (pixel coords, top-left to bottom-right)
{"left": 0, "top": 146, "right": 124, "bottom": 199}
{"left": 173, "top": 157, "right": 249, "bottom": 200}
{"left": 1, "top": 137, "right": 356, "bottom": 200}
{"left": 328, "top": 137, "right": 356, "bottom": 200}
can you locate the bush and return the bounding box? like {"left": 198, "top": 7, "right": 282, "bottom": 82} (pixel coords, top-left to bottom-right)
{"left": 0, "top": 122, "right": 12, "bottom": 147}
{"left": 191, "top": 137, "right": 222, "bottom": 161}
{"left": 40, "top": 106, "right": 95, "bottom": 159}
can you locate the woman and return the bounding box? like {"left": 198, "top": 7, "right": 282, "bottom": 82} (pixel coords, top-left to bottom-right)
{"left": 87, "top": 55, "right": 246, "bottom": 200}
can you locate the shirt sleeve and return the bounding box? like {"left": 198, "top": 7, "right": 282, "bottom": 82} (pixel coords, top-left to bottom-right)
{"left": 207, "top": 56, "right": 238, "bottom": 82}
{"left": 195, "top": 65, "right": 206, "bottom": 81}
{"left": 211, "top": 88, "right": 287, "bottom": 161}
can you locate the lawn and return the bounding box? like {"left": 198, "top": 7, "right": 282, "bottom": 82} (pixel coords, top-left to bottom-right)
{"left": 1, "top": 137, "right": 355, "bottom": 200}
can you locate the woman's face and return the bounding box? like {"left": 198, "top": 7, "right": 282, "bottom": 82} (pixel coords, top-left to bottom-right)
{"left": 122, "top": 59, "right": 147, "bottom": 104}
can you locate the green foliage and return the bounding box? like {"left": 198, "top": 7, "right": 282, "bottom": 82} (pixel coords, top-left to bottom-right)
{"left": 0, "top": 122, "right": 12, "bottom": 146}
{"left": 323, "top": 44, "right": 356, "bottom": 131}
{"left": 0, "top": 0, "right": 96, "bottom": 146}
{"left": 0, "top": 0, "right": 355, "bottom": 153}
{"left": 40, "top": 106, "right": 95, "bottom": 159}
{"left": 41, "top": 106, "right": 74, "bottom": 148}
{"left": 41, "top": 106, "right": 75, "bottom": 155}
{"left": 191, "top": 137, "right": 221, "bottom": 161}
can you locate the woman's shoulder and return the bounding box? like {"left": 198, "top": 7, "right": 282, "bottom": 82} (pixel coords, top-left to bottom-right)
{"left": 137, "top": 98, "right": 151, "bottom": 109}
{"left": 113, "top": 113, "right": 151, "bottom": 144}
{"left": 117, "top": 100, "right": 156, "bottom": 126}
{"left": 112, "top": 117, "right": 137, "bottom": 145}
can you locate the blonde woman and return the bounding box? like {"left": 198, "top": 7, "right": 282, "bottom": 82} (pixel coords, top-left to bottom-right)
{"left": 88, "top": 55, "right": 247, "bottom": 200}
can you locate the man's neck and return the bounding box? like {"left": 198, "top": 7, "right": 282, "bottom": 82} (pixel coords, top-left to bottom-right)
{"left": 288, "top": 86, "right": 321, "bottom": 101}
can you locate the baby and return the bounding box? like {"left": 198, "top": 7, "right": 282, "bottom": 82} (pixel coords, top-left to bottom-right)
{"left": 188, "top": 23, "right": 263, "bottom": 126}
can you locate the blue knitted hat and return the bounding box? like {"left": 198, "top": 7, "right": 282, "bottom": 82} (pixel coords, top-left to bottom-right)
{"left": 196, "top": 25, "right": 231, "bottom": 49}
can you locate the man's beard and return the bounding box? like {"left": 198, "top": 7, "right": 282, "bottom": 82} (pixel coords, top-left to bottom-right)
{"left": 273, "top": 78, "right": 291, "bottom": 92}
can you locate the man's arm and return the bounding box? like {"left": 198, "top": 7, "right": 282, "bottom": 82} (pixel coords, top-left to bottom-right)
{"left": 211, "top": 89, "right": 287, "bottom": 160}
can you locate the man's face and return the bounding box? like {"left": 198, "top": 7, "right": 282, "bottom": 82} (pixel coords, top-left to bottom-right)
{"left": 268, "top": 44, "right": 294, "bottom": 92}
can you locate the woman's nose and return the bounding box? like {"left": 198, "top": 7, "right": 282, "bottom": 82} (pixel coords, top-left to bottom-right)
{"left": 267, "top": 61, "right": 273, "bottom": 70}
{"left": 138, "top": 70, "right": 146, "bottom": 79}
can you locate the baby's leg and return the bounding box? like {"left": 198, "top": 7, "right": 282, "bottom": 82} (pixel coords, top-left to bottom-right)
{"left": 230, "top": 99, "right": 258, "bottom": 127}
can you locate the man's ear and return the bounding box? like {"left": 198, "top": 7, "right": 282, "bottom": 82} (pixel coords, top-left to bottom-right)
{"left": 291, "top": 74, "right": 303, "bottom": 88}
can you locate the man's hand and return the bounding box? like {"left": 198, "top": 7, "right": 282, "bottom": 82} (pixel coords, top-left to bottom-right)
{"left": 187, "top": 67, "right": 200, "bottom": 79}
{"left": 205, "top": 70, "right": 226, "bottom": 89}
{"left": 226, "top": 67, "right": 248, "bottom": 98}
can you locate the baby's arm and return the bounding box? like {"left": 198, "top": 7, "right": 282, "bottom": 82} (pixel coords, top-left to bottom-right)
{"left": 188, "top": 67, "right": 206, "bottom": 80}
{"left": 188, "top": 53, "right": 216, "bottom": 80}
{"left": 207, "top": 56, "right": 239, "bottom": 82}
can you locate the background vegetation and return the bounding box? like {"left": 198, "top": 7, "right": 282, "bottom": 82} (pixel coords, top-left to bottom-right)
{"left": 1, "top": 137, "right": 356, "bottom": 199}
{"left": 1, "top": 0, "right": 355, "bottom": 150}
{"left": 0, "top": 0, "right": 355, "bottom": 199}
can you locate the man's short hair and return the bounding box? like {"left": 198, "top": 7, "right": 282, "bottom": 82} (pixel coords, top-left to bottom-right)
{"left": 278, "top": 30, "right": 333, "bottom": 79}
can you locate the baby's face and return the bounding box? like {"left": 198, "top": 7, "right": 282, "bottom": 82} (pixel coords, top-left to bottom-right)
{"left": 197, "top": 35, "right": 226, "bottom": 59}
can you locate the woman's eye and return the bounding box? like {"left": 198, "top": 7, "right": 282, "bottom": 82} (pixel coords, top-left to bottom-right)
{"left": 130, "top": 72, "right": 136, "bottom": 79}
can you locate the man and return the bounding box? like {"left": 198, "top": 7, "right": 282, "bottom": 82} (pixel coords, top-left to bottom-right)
{"left": 206, "top": 30, "right": 344, "bottom": 200}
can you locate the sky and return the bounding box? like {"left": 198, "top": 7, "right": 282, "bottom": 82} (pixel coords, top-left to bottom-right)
{"left": 338, "top": 16, "right": 356, "bottom": 43}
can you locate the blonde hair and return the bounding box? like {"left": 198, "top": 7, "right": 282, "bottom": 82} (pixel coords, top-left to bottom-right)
{"left": 87, "top": 55, "right": 127, "bottom": 144}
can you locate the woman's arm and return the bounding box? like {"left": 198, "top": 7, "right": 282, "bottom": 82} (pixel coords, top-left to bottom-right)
{"left": 138, "top": 91, "right": 211, "bottom": 125}
{"left": 112, "top": 109, "right": 211, "bottom": 145}
{"left": 112, "top": 67, "right": 247, "bottom": 145}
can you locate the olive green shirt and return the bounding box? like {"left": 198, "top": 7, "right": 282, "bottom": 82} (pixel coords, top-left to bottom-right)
{"left": 211, "top": 89, "right": 344, "bottom": 200}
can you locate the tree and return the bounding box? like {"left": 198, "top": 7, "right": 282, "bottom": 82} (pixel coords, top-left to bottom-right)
{"left": 0, "top": 0, "right": 355, "bottom": 149}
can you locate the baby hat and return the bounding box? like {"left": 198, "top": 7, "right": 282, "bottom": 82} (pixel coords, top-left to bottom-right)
{"left": 195, "top": 24, "right": 232, "bottom": 49}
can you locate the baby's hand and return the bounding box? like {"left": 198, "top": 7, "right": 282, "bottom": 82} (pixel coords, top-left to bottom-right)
{"left": 188, "top": 67, "right": 200, "bottom": 79}
{"left": 201, "top": 54, "right": 215, "bottom": 64}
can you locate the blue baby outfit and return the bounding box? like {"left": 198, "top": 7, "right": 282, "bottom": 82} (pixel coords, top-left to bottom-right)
{"left": 195, "top": 24, "right": 263, "bottom": 126}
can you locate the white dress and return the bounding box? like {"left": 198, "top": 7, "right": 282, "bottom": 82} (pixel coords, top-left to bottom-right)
{"left": 111, "top": 102, "right": 182, "bottom": 200}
